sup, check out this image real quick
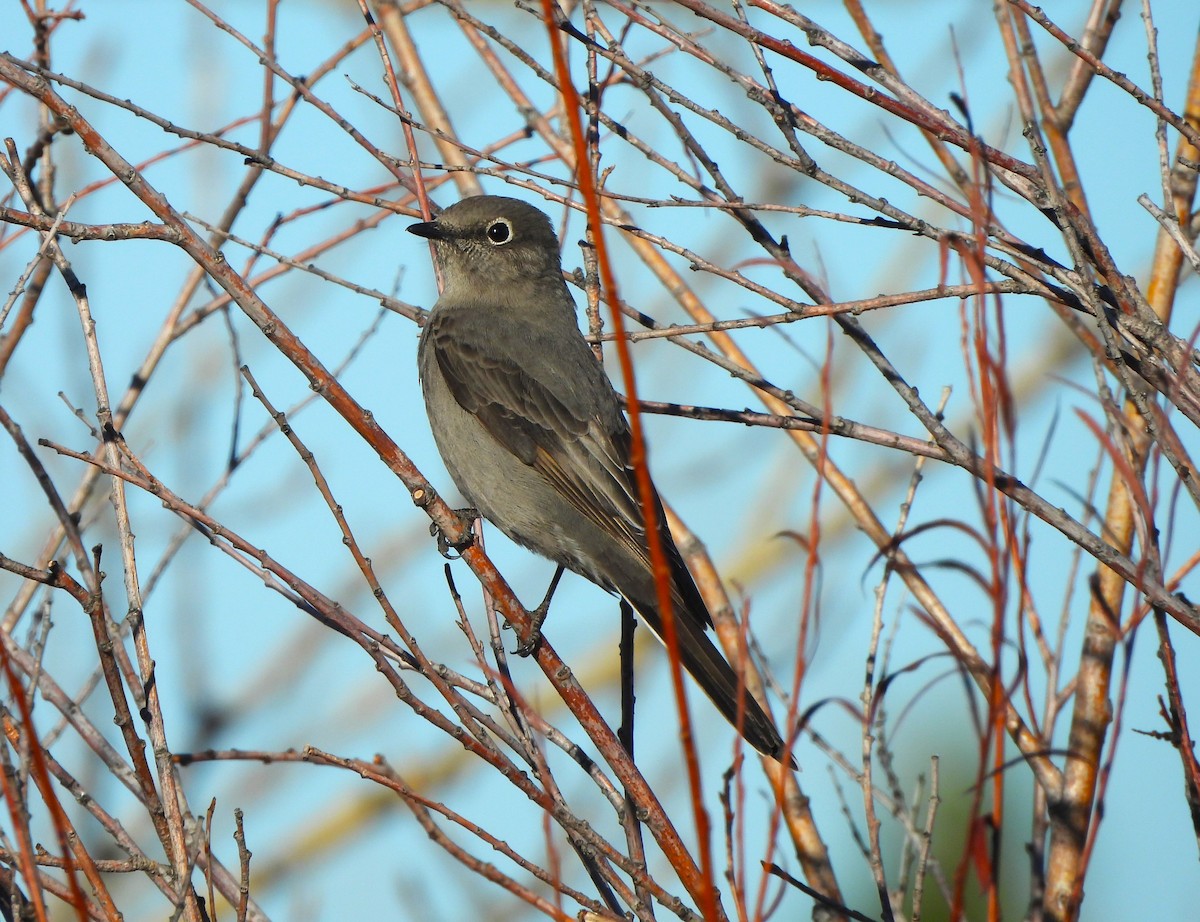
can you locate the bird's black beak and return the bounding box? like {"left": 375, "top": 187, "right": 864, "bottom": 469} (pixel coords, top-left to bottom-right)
{"left": 407, "top": 219, "right": 444, "bottom": 240}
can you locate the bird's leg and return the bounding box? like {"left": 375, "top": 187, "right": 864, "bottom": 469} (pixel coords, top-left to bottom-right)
{"left": 429, "top": 507, "right": 479, "bottom": 559}
{"left": 511, "top": 564, "right": 565, "bottom": 656}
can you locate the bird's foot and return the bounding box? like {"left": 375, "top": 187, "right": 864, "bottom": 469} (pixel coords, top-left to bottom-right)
{"left": 507, "top": 564, "right": 565, "bottom": 656}
{"left": 510, "top": 610, "right": 545, "bottom": 657}
{"left": 430, "top": 507, "right": 479, "bottom": 559}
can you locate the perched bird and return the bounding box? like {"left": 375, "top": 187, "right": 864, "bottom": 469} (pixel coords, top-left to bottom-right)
{"left": 411, "top": 195, "right": 788, "bottom": 761}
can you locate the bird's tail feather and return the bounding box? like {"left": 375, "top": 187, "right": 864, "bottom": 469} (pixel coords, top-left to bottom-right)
{"left": 629, "top": 550, "right": 792, "bottom": 765}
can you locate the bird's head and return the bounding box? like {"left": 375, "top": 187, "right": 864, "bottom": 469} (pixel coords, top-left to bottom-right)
{"left": 408, "top": 195, "right": 565, "bottom": 289}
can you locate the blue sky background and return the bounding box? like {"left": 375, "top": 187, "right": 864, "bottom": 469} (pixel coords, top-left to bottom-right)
{"left": 2, "top": 1, "right": 1198, "bottom": 919}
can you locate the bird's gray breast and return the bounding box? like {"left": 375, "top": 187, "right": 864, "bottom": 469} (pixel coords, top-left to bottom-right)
{"left": 417, "top": 311, "right": 615, "bottom": 586}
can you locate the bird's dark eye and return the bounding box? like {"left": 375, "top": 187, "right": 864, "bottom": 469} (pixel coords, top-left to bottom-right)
{"left": 486, "top": 218, "right": 513, "bottom": 245}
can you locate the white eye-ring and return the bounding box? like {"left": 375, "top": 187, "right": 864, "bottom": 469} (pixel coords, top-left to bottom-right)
{"left": 485, "top": 218, "right": 514, "bottom": 245}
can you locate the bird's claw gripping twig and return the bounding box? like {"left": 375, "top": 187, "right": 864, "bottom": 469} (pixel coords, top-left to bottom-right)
{"left": 429, "top": 507, "right": 478, "bottom": 559}
{"left": 510, "top": 611, "right": 545, "bottom": 657}
{"left": 507, "top": 564, "right": 565, "bottom": 656}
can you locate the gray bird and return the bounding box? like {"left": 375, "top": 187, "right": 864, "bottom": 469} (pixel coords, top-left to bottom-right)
{"left": 411, "top": 195, "right": 788, "bottom": 761}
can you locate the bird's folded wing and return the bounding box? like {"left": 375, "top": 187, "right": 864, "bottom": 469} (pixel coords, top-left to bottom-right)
{"left": 428, "top": 308, "right": 650, "bottom": 567}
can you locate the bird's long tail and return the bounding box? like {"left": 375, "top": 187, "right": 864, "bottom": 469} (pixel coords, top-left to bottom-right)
{"left": 627, "top": 543, "right": 792, "bottom": 765}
